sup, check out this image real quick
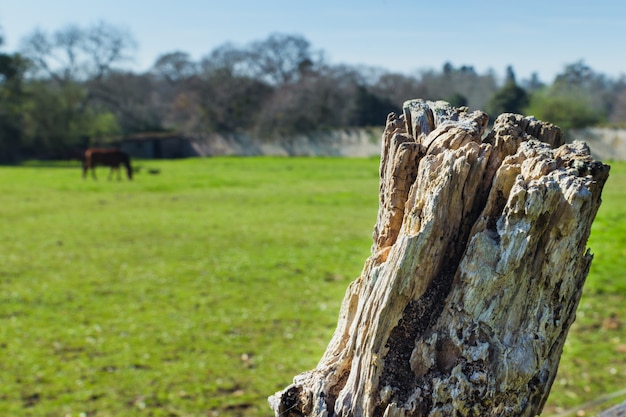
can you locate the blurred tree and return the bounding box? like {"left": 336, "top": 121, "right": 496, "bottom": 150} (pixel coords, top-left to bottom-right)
{"left": 485, "top": 66, "right": 529, "bottom": 118}
{"left": 152, "top": 51, "right": 197, "bottom": 84}
{"left": 0, "top": 35, "right": 28, "bottom": 162}
{"left": 149, "top": 42, "right": 274, "bottom": 134}
{"left": 521, "top": 72, "right": 545, "bottom": 93}
{"left": 246, "top": 33, "right": 321, "bottom": 85}
{"left": 609, "top": 79, "right": 626, "bottom": 125}
{"left": 553, "top": 60, "right": 594, "bottom": 88}
{"left": 22, "top": 80, "right": 87, "bottom": 153}
{"left": 19, "top": 21, "right": 136, "bottom": 153}
{"left": 370, "top": 72, "right": 428, "bottom": 108}
{"left": 8, "top": 26, "right": 626, "bottom": 159}
{"left": 186, "top": 61, "right": 272, "bottom": 134}
{"left": 525, "top": 88, "right": 603, "bottom": 131}
{"left": 200, "top": 42, "right": 247, "bottom": 76}
{"left": 551, "top": 60, "right": 612, "bottom": 118}
{"left": 94, "top": 71, "right": 165, "bottom": 134}
{"left": 255, "top": 64, "right": 357, "bottom": 136}
{"left": 419, "top": 63, "right": 498, "bottom": 110}
{"left": 21, "top": 21, "right": 136, "bottom": 83}
{"left": 504, "top": 65, "right": 516, "bottom": 84}
{"left": 524, "top": 61, "right": 608, "bottom": 131}
{"left": 87, "top": 110, "right": 121, "bottom": 141}
{"left": 348, "top": 84, "right": 400, "bottom": 126}
{"left": 445, "top": 93, "right": 468, "bottom": 108}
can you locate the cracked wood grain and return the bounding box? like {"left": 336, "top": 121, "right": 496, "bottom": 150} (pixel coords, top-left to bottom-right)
{"left": 269, "top": 99, "right": 610, "bottom": 417}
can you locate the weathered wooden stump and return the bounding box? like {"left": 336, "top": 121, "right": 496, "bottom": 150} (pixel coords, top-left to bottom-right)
{"left": 269, "top": 100, "right": 610, "bottom": 417}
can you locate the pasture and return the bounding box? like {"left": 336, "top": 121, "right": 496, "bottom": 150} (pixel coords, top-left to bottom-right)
{"left": 0, "top": 157, "right": 624, "bottom": 417}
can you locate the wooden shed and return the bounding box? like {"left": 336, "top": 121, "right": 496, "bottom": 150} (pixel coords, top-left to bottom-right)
{"left": 119, "top": 133, "right": 198, "bottom": 159}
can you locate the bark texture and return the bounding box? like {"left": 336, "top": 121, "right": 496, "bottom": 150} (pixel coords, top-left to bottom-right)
{"left": 269, "top": 100, "right": 610, "bottom": 417}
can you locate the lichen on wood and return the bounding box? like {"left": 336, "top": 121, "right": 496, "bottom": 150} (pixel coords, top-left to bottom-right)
{"left": 269, "top": 99, "right": 610, "bottom": 417}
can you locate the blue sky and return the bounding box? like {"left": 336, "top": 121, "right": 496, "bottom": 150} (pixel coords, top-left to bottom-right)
{"left": 1, "top": 0, "right": 625, "bottom": 83}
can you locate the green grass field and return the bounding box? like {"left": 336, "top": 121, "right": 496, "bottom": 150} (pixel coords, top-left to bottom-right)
{"left": 0, "top": 157, "right": 624, "bottom": 417}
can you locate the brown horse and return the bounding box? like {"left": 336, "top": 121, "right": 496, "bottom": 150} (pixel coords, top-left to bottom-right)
{"left": 83, "top": 148, "right": 133, "bottom": 180}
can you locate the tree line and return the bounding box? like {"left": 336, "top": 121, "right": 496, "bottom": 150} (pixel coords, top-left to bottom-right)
{"left": 1, "top": 21, "right": 625, "bottom": 162}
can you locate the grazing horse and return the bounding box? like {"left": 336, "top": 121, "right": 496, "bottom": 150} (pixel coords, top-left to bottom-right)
{"left": 83, "top": 148, "right": 133, "bottom": 180}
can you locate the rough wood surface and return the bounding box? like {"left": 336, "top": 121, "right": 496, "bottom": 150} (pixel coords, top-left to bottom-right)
{"left": 269, "top": 100, "right": 610, "bottom": 417}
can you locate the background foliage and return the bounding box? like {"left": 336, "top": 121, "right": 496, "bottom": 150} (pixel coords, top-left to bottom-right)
{"left": 1, "top": 23, "right": 626, "bottom": 162}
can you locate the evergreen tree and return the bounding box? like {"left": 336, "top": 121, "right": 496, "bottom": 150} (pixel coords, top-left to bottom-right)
{"left": 486, "top": 66, "right": 529, "bottom": 118}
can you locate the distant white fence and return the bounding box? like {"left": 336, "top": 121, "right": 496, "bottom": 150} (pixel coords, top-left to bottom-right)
{"left": 121, "top": 127, "right": 626, "bottom": 161}
{"left": 570, "top": 127, "right": 626, "bottom": 161}
{"left": 191, "top": 128, "right": 383, "bottom": 158}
